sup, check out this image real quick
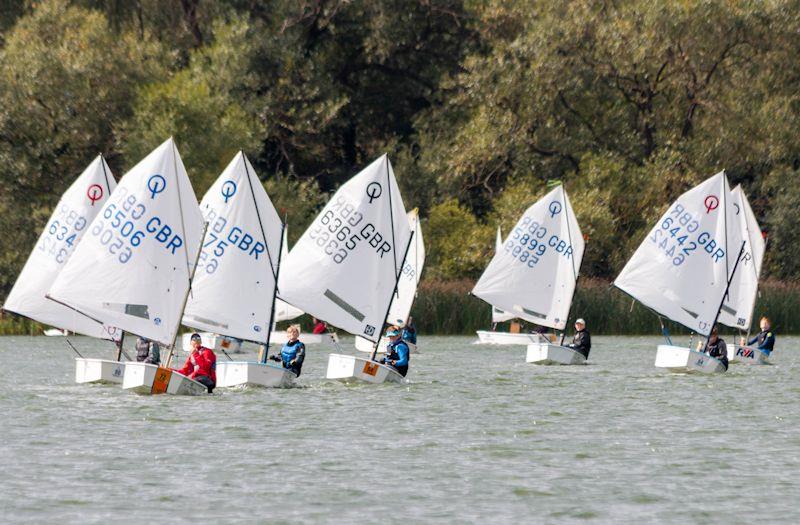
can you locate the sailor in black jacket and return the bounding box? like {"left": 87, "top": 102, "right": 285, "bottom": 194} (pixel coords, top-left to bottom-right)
{"left": 567, "top": 318, "right": 591, "bottom": 359}
{"left": 699, "top": 326, "right": 728, "bottom": 370}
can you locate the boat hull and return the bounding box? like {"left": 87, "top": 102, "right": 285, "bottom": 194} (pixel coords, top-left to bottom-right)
{"left": 654, "top": 345, "right": 726, "bottom": 374}
{"left": 326, "top": 354, "right": 405, "bottom": 384}
{"left": 354, "top": 336, "right": 418, "bottom": 354}
{"left": 122, "top": 362, "right": 207, "bottom": 395}
{"left": 75, "top": 358, "right": 125, "bottom": 384}
{"left": 474, "top": 331, "right": 550, "bottom": 345}
{"left": 181, "top": 332, "right": 243, "bottom": 354}
{"left": 215, "top": 361, "right": 296, "bottom": 388}
{"left": 727, "top": 345, "right": 769, "bottom": 365}
{"left": 526, "top": 343, "right": 586, "bottom": 365}
{"left": 270, "top": 332, "right": 339, "bottom": 345}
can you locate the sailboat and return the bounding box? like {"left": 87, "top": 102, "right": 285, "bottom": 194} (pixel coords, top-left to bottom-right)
{"left": 181, "top": 151, "right": 294, "bottom": 388}
{"left": 474, "top": 227, "right": 550, "bottom": 345}
{"left": 3, "top": 155, "right": 121, "bottom": 383}
{"left": 354, "top": 208, "right": 425, "bottom": 353}
{"left": 472, "top": 184, "right": 586, "bottom": 365}
{"left": 278, "top": 154, "right": 413, "bottom": 384}
{"left": 49, "top": 137, "right": 208, "bottom": 394}
{"left": 614, "top": 171, "right": 745, "bottom": 374}
{"left": 721, "top": 185, "right": 768, "bottom": 364}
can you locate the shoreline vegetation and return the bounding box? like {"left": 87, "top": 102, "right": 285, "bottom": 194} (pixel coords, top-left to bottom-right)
{"left": 3, "top": 278, "right": 797, "bottom": 337}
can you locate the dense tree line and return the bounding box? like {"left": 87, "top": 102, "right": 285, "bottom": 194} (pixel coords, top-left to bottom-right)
{"left": 1, "top": 0, "right": 799, "bottom": 300}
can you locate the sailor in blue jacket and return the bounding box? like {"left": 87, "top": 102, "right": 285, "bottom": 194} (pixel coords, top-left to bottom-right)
{"left": 743, "top": 316, "right": 776, "bottom": 355}
{"left": 402, "top": 317, "right": 417, "bottom": 345}
{"left": 271, "top": 324, "right": 306, "bottom": 377}
{"left": 380, "top": 326, "right": 410, "bottom": 377}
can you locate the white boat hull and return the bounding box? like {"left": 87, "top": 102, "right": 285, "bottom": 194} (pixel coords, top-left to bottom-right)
{"left": 122, "top": 362, "right": 207, "bottom": 395}
{"left": 474, "top": 331, "right": 550, "bottom": 345}
{"left": 181, "top": 332, "right": 243, "bottom": 354}
{"left": 75, "top": 358, "right": 125, "bottom": 384}
{"left": 270, "top": 332, "right": 339, "bottom": 345}
{"left": 44, "top": 328, "right": 69, "bottom": 337}
{"left": 354, "top": 336, "right": 418, "bottom": 354}
{"left": 654, "top": 345, "right": 727, "bottom": 374}
{"left": 215, "top": 361, "right": 296, "bottom": 388}
{"left": 526, "top": 343, "right": 586, "bottom": 365}
{"left": 727, "top": 344, "right": 770, "bottom": 365}
{"left": 325, "top": 353, "right": 405, "bottom": 384}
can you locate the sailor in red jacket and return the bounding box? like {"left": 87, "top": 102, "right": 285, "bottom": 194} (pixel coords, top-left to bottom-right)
{"left": 177, "top": 333, "right": 217, "bottom": 393}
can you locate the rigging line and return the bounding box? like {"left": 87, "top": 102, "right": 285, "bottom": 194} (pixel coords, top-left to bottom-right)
{"left": 241, "top": 151, "right": 277, "bottom": 280}
{"left": 99, "top": 154, "right": 114, "bottom": 194}
{"left": 170, "top": 138, "right": 192, "bottom": 280}
{"left": 385, "top": 155, "right": 400, "bottom": 282}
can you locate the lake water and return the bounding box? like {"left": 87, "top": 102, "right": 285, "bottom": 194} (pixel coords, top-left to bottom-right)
{"left": 1, "top": 335, "right": 798, "bottom": 524}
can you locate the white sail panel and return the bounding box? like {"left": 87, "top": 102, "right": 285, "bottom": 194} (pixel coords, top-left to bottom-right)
{"left": 3, "top": 156, "right": 117, "bottom": 338}
{"left": 278, "top": 154, "right": 411, "bottom": 341}
{"left": 491, "top": 227, "right": 516, "bottom": 324}
{"left": 614, "top": 172, "right": 739, "bottom": 336}
{"left": 472, "top": 185, "right": 585, "bottom": 330}
{"left": 182, "top": 152, "right": 283, "bottom": 343}
{"left": 718, "top": 185, "right": 765, "bottom": 330}
{"left": 274, "top": 227, "right": 304, "bottom": 323}
{"left": 49, "top": 138, "right": 204, "bottom": 345}
{"left": 386, "top": 209, "right": 425, "bottom": 325}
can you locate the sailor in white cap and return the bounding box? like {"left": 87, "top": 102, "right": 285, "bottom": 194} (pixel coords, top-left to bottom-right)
{"left": 566, "top": 318, "right": 591, "bottom": 359}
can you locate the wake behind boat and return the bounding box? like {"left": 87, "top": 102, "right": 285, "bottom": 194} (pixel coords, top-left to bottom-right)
{"left": 473, "top": 184, "right": 587, "bottom": 365}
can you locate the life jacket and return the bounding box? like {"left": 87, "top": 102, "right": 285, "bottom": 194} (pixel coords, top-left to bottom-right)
{"left": 281, "top": 340, "right": 305, "bottom": 367}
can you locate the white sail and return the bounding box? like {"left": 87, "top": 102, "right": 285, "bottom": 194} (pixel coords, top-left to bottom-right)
{"left": 274, "top": 227, "right": 304, "bottom": 323}
{"left": 49, "top": 138, "right": 204, "bottom": 346}
{"left": 182, "top": 152, "right": 283, "bottom": 343}
{"left": 3, "top": 156, "right": 117, "bottom": 338}
{"left": 386, "top": 209, "right": 425, "bottom": 325}
{"left": 717, "top": 185, "right": 765, "bottom": 330}
{"left": 614, "top": 172, "right": 741, "bottom": 336}
{"left": 491, "top": 227, "right": 516, "bottom": 324}
{"left": 278, "top": 154, "right": 411, "bottom": 342}
{"left": 472, "top": 185, "right": 584, "bottom": 330}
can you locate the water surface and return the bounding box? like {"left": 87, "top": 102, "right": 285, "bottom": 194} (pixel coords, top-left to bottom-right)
{"left": 1, "top": 335, "right": 798, "bottom": 524}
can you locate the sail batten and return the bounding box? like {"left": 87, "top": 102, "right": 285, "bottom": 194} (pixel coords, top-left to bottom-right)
{"left": 472, "top": 185, "right": 585, "bottom": 331}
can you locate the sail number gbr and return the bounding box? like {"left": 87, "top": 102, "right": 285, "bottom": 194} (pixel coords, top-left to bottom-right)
{"left": 308, "top": 196, "right": 393, "bottom": 264}
{"left": 505, "top": 216, "right": 574, "bottom": 268}
{"left": 651, "top": 203, "right": 725, "bottom": 266}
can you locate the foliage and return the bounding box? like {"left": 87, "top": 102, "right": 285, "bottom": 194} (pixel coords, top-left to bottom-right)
{"left": 1, "top": 0, "right": 800, "bottom": 312}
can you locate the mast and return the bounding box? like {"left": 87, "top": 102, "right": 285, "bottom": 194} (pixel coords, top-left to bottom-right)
{"left": 370, "top": 231, "right": 415, "bottom": 361}
{"left": 262, "top": 220, "right": 286, "bottom": 364}
{"left": 165, "top": 222, "right": 209, "bottom": 368}
{"left": 705, "top": 241, "right": 747, "bottom": 348}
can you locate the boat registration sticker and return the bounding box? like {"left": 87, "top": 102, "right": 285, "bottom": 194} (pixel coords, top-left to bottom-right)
{"left": 152, "top": 367, "right": 172, "bottom": 394}
{"left": 362, "top": 362, "right": 379, "bottom": 376}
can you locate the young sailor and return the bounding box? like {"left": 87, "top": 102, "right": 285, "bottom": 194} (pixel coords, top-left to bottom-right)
{"left": 311, "top": 317, "right": 327, "bottom": 335}
{"left": 271, "top": 324, "right": 306, "bottom": 377}
{"left": 742, "top": 316, "right": 776, "bottom": 356}
{"left": 402, "top": 317, "right": 417, "bottom": 345}
{"left": 566, "top": 318, "right": 591, "bottom": 358}
{"left": 380, "top": 326, "right": 410, "bottom": 377}
{"left": 699, "top": 326, "right": 728, "bottom": 370}
{"left": 135, "top": 337, "right": 160, "bottom": 365}
{"left": 177, "top": 333, "right": 216, "bottom": 393}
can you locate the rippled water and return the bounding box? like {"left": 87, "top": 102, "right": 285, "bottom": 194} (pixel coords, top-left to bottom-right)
{"left": 1, "top": 335, "right": 798, "bottom": 524}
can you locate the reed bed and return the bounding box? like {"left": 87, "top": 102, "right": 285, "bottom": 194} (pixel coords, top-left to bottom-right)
{"left": 2, "top": 279, "right": 798, "bottom": 336}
